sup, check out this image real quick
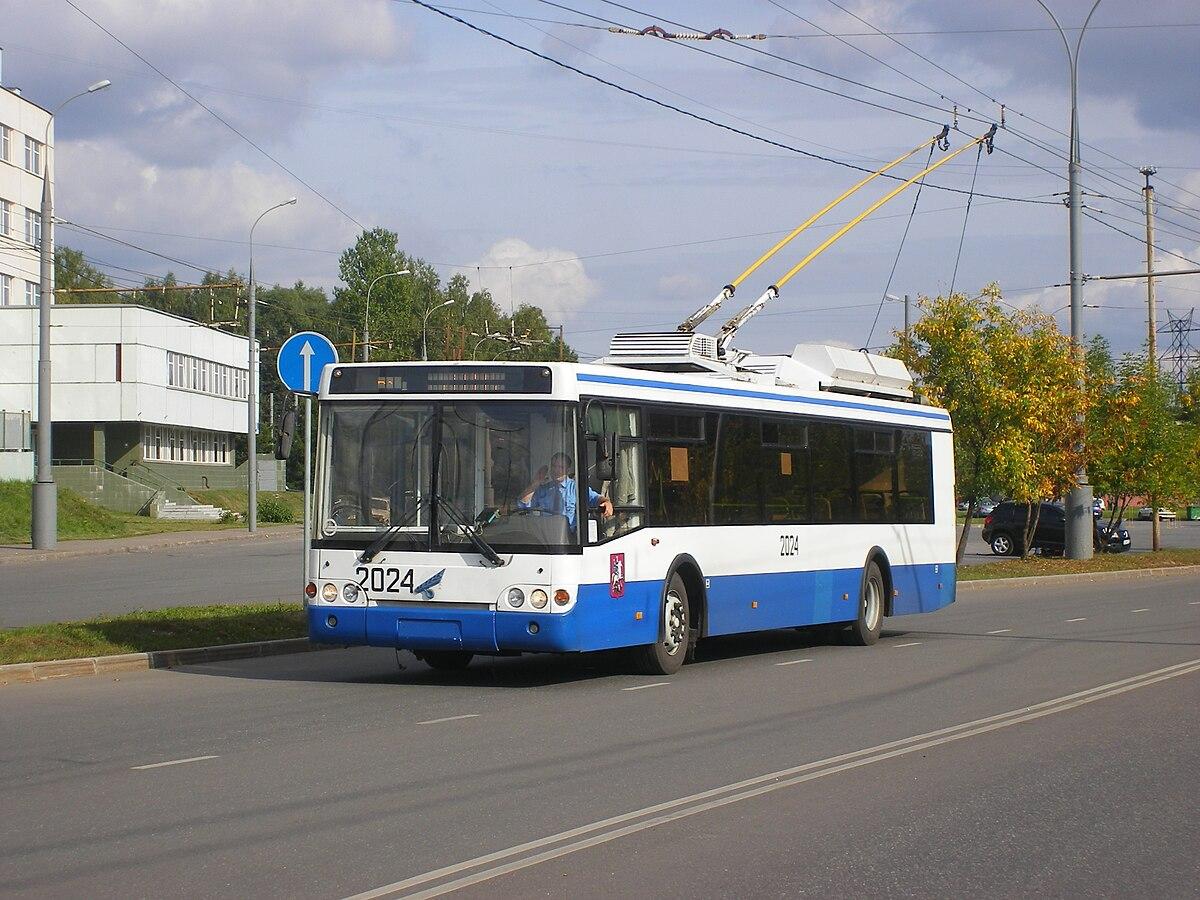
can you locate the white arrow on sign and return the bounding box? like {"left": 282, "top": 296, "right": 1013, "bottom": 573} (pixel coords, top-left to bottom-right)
{"left": 300, "top": 340, "right": 314, "bottom": 392}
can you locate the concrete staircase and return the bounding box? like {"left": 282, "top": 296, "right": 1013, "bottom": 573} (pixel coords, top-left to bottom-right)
{"left": 154, "top": 499, "right": 228, "bottom": 521}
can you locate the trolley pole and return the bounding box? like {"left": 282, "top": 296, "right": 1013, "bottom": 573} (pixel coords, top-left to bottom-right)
{"left": 1142, "top": 165, "right": 1161, "bottom": 552}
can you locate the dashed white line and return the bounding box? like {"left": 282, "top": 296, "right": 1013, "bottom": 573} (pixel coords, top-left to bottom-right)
{"left": 1190, "top": 601, "right": 1200, "bottom": 606}
{"left": 417, "top": 714, "right": 480, "bottom": 726}
{"left": 986, "top": 629, "right": 1012, "bottom": 635}
{"left": 1131, "top": 608, "right": 1150, "bottom": 613}
{"left": 775, "top": 658, "right": 814, "bottom": 666}
{"left": 1066, "top": 617, "right": 1087, "bottom": 623}
{"left": 131, "top": 755, "right": 218, "bottom": 771}
{"left": 622, "top": 682, "right": 670, "bottom": 692}
{"left": 893, "top": 641, "right": 923, "bottom": 648}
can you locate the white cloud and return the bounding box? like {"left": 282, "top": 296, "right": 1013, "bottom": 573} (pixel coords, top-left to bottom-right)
{"left": 473, "top": 238, "right": 599, "bottom": 323}
{"left": 657, "top": 272, "right": 707, "bottom": 297}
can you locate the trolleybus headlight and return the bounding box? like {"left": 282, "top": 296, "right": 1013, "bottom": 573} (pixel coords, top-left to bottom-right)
{"left": 305, "top": 582, "right": 317, "bottom": 599}
{"left": 507, "top": 587, "right": 525, "bottom": 608}
{"left": 342, "top": 582, "right": 359, "bottom": 603}
{"left": 553, "top": 589, "right": 570, "bottom": 606}
{"left": 322, "top": 583, "right": 338, "bottom": 602}
{"left": 530, "top": 589, "right": 549, "bottom": 609}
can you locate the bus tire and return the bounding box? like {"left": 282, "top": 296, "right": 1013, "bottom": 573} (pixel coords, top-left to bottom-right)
{"left": 846, "top": 560, "right": 884, "bottom": 646}
{"left": 419, "top": 651, "right": 474, "bottom": 671}
{"left": 631, "top": 573, "right": 690, "bottom": 676}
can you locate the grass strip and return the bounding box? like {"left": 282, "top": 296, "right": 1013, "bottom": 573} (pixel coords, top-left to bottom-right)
{"left": 0, "top": 603, "right": 305, "bottom": 666}
{"left": 959, "top": 548, "right": 1200, "bottom": 581}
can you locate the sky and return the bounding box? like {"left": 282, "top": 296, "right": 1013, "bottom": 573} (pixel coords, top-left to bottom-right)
{"left": 3, "top": 0, "right": 1198, "bottom": 362}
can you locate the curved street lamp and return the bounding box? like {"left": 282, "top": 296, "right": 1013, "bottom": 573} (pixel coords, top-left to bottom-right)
{"left": 363, "top": 269, "right": 410, "bottom": 362}
{"left": 32, "top": 78, "right": 112, "bottom": 550}
{"left": 421, "top": 298, "right": 455, "bottom": 361}
{"left": 247, "top": 197, "right": 297, "bottom": 533}
{"left": 1033, "top": 0, "right": 1102, "bottom": 560}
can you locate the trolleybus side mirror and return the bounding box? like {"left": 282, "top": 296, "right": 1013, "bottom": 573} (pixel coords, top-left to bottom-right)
{"left": 275, "top": 407, "right": 296, "bottom": 460}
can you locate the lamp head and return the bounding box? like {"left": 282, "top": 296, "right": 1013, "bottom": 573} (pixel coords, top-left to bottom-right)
{"left": 284, "top": 197, "right": 298, "bottom": 206}
{"left": 87, "top": 80, "right": 112, "bottom": 93}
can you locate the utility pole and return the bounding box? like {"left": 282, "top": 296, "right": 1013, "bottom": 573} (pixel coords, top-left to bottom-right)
{"left": 1142, "top": 165, "right": 1161, "bottom": 552}
{"left": 904, "top": 294, "right": 912, "bottom": 339}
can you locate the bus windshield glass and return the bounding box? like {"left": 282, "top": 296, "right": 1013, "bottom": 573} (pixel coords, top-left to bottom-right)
{"left": 319, "top": 400, "right": 580, "bottom": 552}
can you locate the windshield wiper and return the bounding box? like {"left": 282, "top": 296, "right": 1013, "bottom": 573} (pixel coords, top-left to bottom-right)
{"left": 433, "top": 493, "right": 504, "bottom": 567}
{"left": 358, "top": 499, "right": 428, "bottom": 564}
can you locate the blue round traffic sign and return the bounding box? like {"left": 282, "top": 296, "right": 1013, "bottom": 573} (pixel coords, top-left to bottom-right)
{"left": 277, "top": 331, "right": 338, "bottom": 395}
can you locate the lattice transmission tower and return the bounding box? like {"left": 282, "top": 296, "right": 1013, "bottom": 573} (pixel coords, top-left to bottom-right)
{"left": 1160, "top": 308, "right": 1200, "bottom": 392}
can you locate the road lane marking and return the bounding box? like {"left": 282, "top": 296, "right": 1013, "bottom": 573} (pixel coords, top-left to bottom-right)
{"left": 1190, "top": 601, "right": 1200, "bottom": 606}
{"left": 131, "top": 755, "right": 218, "bottom": 770}
{"left": 622, "top": 682, "right": 670, "bottom": 692}
{"left": 892, "top": 641, "right": 923, "bottom": 648}
{"left": 416, "top": 715, "right": 480, "bottom": 726}
{"left": 986, "top": 629, "right": 1012, "bottom": 635}
{"left": 775, "top": 658, "right": 813, "bottom": 667}
{"left": 344, "top": 658, "right": 1200, "bottom": 900}
{"left": 1131, "top": 608, "right": 1150, "bottom": 613}
{"left": 1066, "top": 617, "right": 1087, "bottom": 623}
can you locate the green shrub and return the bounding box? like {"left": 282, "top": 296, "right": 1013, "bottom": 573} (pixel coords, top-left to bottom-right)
{"left": 257, "top": 497, "right": 294, "bottom": 523}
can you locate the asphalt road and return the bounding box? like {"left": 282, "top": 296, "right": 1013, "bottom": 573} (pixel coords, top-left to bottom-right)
{"left": 2, "top": 572, "right": 1197, "bottom": 898}
{"left": 3, "top": 520, "right": 1200, "bottom": 627}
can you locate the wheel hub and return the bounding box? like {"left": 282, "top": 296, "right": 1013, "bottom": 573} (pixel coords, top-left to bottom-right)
{"left": 662, "top": 590, "right": 687, "bottom": 655}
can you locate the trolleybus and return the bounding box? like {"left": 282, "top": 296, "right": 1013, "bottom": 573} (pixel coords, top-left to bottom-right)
{"left": 305, "top": 331, "right": 956, "bottom": 675}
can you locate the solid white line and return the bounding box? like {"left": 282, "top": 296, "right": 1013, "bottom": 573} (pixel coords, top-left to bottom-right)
{"left": 892, "top": 641, "right": 923, "bottom": 648}
{"left": 622, "top": 682, "right": 670, "bottom": 692}
{"left": 1131, "top": 608, "right": 1150, "bottom": 613}
{"left": 416, "top": 714, "right": 480, "bottom": 726}
{"left": 131, "top": 755, "right": 218, "bottom": 771}
{"left": 986, "top": 629, "right": 1012, "bottom": 635}
{"left": 342, "top": 658, "right": 1200, "bottom": 900}
{"left": 1190, "top": 601, "right": 1200, "bottom": 605}
{"left": 775, "top": 658, "right": 813, "bottom": 666}
{"left": 1066, "top": 617, "right": 1087, "bottom": 623}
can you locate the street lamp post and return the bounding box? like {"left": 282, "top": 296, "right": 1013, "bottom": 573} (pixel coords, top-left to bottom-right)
{"left": 422, "top": 298, "right": 455, "bottom": 361}
{"left": 363, "top": 269, "right": 410, "bottom": 362}
{"left": 32, "top": 78, "right": 111, "bottom": 550}
{"left": 1034, "top": 0, "right": 1102, "bottom": 560}
{"left": 247, "top": 197, "right": 297, "bottom": 533}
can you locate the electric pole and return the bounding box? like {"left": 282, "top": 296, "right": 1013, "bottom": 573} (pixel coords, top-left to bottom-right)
{"left": 1142, "top": 165, "right": 1161, "bottom": 551}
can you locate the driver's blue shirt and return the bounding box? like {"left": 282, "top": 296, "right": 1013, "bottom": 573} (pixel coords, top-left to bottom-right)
{"left": 518, "top": 477, "right": 600, "bottom": 528}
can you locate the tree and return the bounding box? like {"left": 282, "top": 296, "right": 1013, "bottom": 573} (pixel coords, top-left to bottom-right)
{"left": 895, "top": 286, "right": 1087, "bottom": 560}
{"left": 54, "top": 246, "right": 120, "bottom": 304}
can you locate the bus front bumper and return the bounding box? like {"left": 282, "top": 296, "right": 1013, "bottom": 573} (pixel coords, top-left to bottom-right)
{"left": 307, "top": 603, "right": 582, "bottom": 654}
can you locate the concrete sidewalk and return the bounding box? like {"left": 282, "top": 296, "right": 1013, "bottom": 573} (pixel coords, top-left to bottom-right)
{"left": 0, "top": 524, "right": 301, "bottom": 565}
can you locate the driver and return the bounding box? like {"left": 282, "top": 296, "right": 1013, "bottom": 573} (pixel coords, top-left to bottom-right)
{"left": 518, "top": 452, "right": 613, "bottom": 528}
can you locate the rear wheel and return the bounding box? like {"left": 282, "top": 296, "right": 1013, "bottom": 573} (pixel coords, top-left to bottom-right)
{"left": 846, "top": 560, "right": 884, "bottom": 646}
{"left": 990, "top": 532, "right": 1016, "bottom": 556}
{"left": 420, "top": 651, "right": 473, "bottom": 671}
{"left": 630, "top": 573, "right": 690, "bottom": 675}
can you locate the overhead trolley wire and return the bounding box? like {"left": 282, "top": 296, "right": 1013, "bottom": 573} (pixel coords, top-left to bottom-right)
{"left": 410, "top": 2, "right": 1050, "bottom": 208}
{"left": 948, "top": 144, "right": 986, "bottom": 296}
{"left": 62, "top": 0, "right": 367, "bottom": 232}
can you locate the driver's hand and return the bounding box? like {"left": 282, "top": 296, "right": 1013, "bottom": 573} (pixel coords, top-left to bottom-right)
{"left": 536, "top": 465, "right": 549, "bottom": 484}
{"left": 599, "top": 497, "right": 614, "bottom": 518}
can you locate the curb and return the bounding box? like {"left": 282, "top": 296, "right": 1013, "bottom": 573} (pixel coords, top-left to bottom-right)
{"left": 0, "top": 637, "right": 327, "bottom": 686}
{"left": 0, "top": 525, "right": 301, "bottom": 566}
{"left": 958, "top": 563, "right": 1200, "bottom": 591}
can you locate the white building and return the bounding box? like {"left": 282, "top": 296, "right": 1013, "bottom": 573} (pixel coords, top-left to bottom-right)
{"left": 0, "top": 304, "right": 257, "bottom": 488}
{"left": 0, "top": 56, "right": 50, "bottom": 310}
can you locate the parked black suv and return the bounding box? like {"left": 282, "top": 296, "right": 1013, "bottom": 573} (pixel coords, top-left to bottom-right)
{"left": 982, "top": 502, "right": 1131, "bottom": 556}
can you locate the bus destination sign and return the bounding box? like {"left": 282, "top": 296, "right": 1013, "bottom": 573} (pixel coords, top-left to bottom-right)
{"left": 329, "top": 364, "right": 553, "bottom": 394}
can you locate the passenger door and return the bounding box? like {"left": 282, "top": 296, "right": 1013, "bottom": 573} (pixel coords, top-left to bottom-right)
{"left": 1037, "top": 505, "right": 1066, "bottom": 552}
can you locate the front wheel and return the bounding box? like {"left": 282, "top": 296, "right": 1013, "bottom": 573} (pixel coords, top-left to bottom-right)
{"left": 990, "top": 532, "right": 1015, "bottom": 556}
{"left": 630, "top": 573, "right": 690, "bottom": 675}
{"left": 846, "top": 560, "right": 884, "bottom": 646}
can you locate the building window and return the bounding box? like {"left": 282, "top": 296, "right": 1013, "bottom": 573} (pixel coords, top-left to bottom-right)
{"left": 1, "top": 124, "right": 10, "bottom": 162}
{"left": 0, "top": 199, "right": 9, "bottom": 237}
{"left": 24, "top": 136, "right": 42, "bottom": 175}
{"left": 24, "top": 281, "right": 40, "bottom": 306}
{"left": 1, "top": 274, "right": 11, "bottom": 306}
{"left": 24, "top": 208, "right": 41, "bottom": 247}
{"left": 142, "top": 424, "right": 233, "bottom": 464}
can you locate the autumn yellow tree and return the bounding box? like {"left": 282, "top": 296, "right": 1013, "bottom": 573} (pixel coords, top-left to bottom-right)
{"left": 895, "top": 285, "right": 1088, "bottom": 560}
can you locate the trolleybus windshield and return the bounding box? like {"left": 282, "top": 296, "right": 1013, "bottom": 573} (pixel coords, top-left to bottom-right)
{"left": 318, "top": 400, "right": 580, "bottom": 552}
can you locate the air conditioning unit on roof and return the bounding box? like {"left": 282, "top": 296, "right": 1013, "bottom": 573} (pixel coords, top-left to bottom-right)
{"left": 790, "top": 343, "right": 913, "bottom": 399}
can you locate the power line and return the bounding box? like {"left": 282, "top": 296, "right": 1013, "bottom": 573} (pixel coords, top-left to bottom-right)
{"left": 62, "top": 0, "right": 367, "bottom": 232}
{"left": 57, "top": 221, "right": 217, "bottom": 274}
{"left": 408, "top": 1, "right": 1054, "bottom": 207}
{"left": 1082, "top": 211, "right": 1200, "bottom": 269}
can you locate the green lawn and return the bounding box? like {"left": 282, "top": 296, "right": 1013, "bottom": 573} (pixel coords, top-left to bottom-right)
{"left": 0, "top": 603, "right": 306, "bottom": 666}
{"left": 959, "top": 547, "right": 1200, "bottom": 581}
{"left": 0, "top": 482, "right": 303, "bottom": 544}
